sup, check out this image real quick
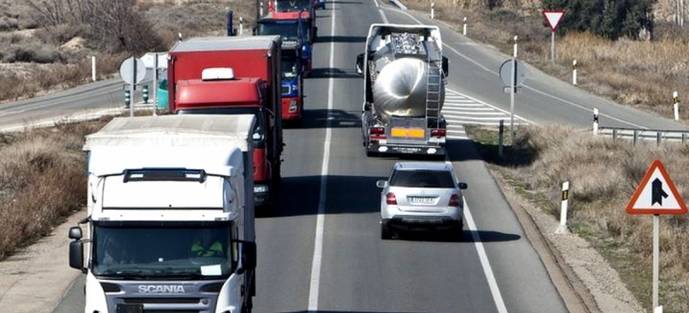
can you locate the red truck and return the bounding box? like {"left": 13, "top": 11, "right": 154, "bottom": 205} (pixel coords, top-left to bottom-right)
{"left": 167, "top": 36, "right": 283, "bottom": 207}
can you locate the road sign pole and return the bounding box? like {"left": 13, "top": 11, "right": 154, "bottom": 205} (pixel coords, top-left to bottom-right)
{"left": 550, "top": 31, "right": 555, "bottom": 63}
{"left": 130, "top": 57, "right": 136, "bottom": 117}
{"left": 653, "top": 214, "right": 660, "bottom": 311}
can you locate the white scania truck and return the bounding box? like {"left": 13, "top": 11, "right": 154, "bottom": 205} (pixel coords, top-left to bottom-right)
{"left": 68, "top": 115, "right": 258, "bottom": 313}
{"left": 356, "top": 24, "right": 449, "bottom": 157}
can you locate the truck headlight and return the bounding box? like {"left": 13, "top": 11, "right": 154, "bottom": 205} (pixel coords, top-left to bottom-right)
{"left": 254, "top": 185, "right": 268, "bottom": 193}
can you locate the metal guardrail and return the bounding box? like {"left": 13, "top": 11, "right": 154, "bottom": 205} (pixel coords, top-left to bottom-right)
{"left": 598, "top": 126, "right": 689, "bottom": 145}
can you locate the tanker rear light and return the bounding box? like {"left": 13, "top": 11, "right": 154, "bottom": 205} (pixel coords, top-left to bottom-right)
{"left": 431, "top": 128, "right": 446, "bottom": 138}
{"left": 369, "top": 127, "right": 386, "bottom": 140}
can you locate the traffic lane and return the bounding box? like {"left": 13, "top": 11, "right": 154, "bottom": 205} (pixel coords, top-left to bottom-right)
{"left": 383, "top": 6, "right": 686, "bottom": 130}
{"left": 446, "top": 139, "right": 570, "bottom": 313}
{"left": 253, "top": 1, "right": 337, "bottom": 311}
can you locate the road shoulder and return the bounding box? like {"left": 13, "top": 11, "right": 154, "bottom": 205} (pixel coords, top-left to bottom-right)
{"left": 0, "top": 210, "right": 85, "bottom": 313}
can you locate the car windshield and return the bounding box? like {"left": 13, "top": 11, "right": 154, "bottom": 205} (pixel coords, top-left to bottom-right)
{"left": 276, "top": 0, "right": 311, "bottom": 11}
{"left": 390, "top": 170, "right": 455, "bottom": 188}
{"left": 93, "top": 223, "right": 233, "bottom": 280}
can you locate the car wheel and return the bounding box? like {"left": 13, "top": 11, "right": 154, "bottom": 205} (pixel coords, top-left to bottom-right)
{"left": 381, "top": 222, "right": 393, "bottom": 240}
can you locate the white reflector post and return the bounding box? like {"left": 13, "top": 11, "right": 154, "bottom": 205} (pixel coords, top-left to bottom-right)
{"left": 202, "top": 68, "right": 235, "bottom": 81}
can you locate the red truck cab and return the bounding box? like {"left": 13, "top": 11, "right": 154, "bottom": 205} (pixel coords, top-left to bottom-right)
{"left": 168, "top": 36, "right": 284, "bottom": 207}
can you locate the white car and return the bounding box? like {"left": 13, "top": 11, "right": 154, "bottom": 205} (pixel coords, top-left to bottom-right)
{"left": 377, "top": 162, "right": 467, "bottom": 240}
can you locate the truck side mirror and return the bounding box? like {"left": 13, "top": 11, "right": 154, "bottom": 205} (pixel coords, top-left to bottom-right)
{"left": 238, "top": 241, "right": 257, "bottom": 273}
{"left": 442, "top": 56, "right": 449, "bottom": 77}
{"left": 69, "top": 226, "right": 82, "bottom": 240}
{"left": 356, "top": 53, "right": 364, "bottom": 75}
{"left": 69, "top": 240, "right": 84, "bottom": 271}
{"left": 252, "top": 27, "right": 257, "bottom": 36}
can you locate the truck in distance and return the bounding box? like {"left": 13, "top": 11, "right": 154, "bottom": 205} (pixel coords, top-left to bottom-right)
{"left": 69, "top": 114, "right": 258, "bottom": 313}
{"left": 256, "top": 17, "right": 309, "bottom": 121}
{"left": 167, "top": 36, "right": 283, "bottom": 208}
{"left": 356, "top": 24, "right": 449, "bottom": 157}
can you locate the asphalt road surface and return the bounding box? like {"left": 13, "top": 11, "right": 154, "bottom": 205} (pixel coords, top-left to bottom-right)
{"left": 48, "top": 1, "right": 686, "bottom": 313}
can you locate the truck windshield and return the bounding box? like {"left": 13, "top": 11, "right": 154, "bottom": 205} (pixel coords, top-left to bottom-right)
{"left": 276, "top": 0, "right": 311, "bottom": 11}
{"left": 281, "top": 56, "right": 298, "bottom": 79}
{"left": 92, "top": 223, "right": 234, "bottom": 280}
{"left": 390, "top": 170, "right": 455, "bottom": 188}
{"left": 258, "top": 22, "right": 299, "bottom": 41}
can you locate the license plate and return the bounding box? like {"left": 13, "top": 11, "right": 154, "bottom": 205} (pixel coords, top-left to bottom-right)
{"left": 409, "top": 197, "right": 435, "bottom": 204}
{"left": 391, "top": 128, "right": 425, "bottom": 138}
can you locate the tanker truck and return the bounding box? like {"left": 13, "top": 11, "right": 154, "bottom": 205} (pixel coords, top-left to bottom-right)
{"left": 356, "top": 24, "right": 449, "bottom": 157}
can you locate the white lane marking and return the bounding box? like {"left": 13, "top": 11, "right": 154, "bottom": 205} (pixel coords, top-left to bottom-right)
{"left": 374, "top": 0, "right": 388, "bottom": 22}
{"left": 307, "top": 1, "right": 336, "bottom": 311}
{"left": 442, "top": 160, "right": 508, "bottom": 313}
{"left": 385, "top": 6, "right": 647, "bottom": 129}
{"left": 372, "top": 0, "right": 379, "bottom": 8}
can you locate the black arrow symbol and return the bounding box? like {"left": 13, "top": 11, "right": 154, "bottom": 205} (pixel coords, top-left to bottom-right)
{"left": 652, "top": 178, "right": 669, "bottom": 206}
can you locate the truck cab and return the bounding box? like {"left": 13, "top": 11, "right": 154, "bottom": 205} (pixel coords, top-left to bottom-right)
{"left": 168, "top": 36, "right": 283, "bottom": 208}
{"left": 257, "top": 15, "right": 313, "bottom": 74}
{"left": 71, "top": 115, "right": 257, "bottom": 313}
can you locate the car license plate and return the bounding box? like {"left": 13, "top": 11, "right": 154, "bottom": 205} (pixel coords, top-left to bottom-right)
{"left": 409, "top": 197, "right": 435, "bottom": 204}
{"left": 391, "top": 128, "right": 425, "bottom": 138}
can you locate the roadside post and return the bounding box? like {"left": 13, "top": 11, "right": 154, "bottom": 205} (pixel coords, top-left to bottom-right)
{"left": 124, "top": 90, "right": 131, "bottom": 107}
{"left": 240, "top": 17, "right": 244, "bottom": 36}
{"left": 673, "top": 91, "right": 679, "bottom": 121}
{"left": 431, "top": 2, "right": 435, "bottom": 19}
{"left": 555, "top": 180, "right": 570, "bottom": 234}
{"left": 119, "top": 57, "right": 146, "bottom": 117}
{"left": 142, "top": 85, "right": 149, "bottom": 104}
{"left": 463, "top": 17, "right": 467, "bottom": 35}
{"left": 226, "top": 9, "right": 234, "bottom": 36}
{"left": 260, "top": 2, "right": 264, "bottom": 17}
{"left": 593, "top": 108, "right": 599, "bottom": 135}
{"left": 625, "top": 160, "right": 688, "bottom": 312}
{"left": 498, "top": 36, "right": 527, "bottom": 144}
{"left": 572, "top": 59, "right": 577, "bottom": 85}
{"left": 543, "top": 10, "right": 565, "bottom": 63}
{"left": 498, "top": 119, "right": 504, "bottom": 158}
{"left": 91, "top": 56, "right": 97, "bottom": 82}
{"left": 152, "top": 53, "right": 158, "bottom": 116}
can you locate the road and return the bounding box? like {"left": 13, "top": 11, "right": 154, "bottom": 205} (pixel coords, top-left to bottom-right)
{"left": 46, "top": 1, "right": 685, "bottom": 313}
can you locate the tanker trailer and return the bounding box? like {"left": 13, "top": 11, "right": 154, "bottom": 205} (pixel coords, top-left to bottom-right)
{"left": 356, "top": 24, "right": 449, "bottom": 157}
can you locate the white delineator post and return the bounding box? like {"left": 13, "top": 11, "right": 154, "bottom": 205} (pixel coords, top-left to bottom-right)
{"left": 91, "top": 56, "right": 97, "bottom": 82}
{"left": 572, "top": 59, "right": 577, "bottom": 85}
{"left": 463, "top": 17, "right": 467, "bottom": 35}
{"left": 260, "top": 2, "right": 264, "bottom": 16}
{"left": 239, "top": 17, "right": 244, "bottom": 36}
{"left": 431, "top": 2, "right": 435, "bottom": 19}
{"left": 510, "top": 35, "right": 518, "bottom": 142}
{"left": 593, "top": 108, "right": 599, "bottom": 135}
{"left": 673, "top": 91, "right": 679, "bottom": 121}
{"left": 152, "top": 53, "right": 158, "bottom": 116}
{"left": 556, "top": 181, "right": 570, "bottom": 234}
{"left": 653, "top": 214, "right": 660, "bottom": 311}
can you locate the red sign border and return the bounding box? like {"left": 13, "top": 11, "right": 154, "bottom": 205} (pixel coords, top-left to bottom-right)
{"left": 625, "top": 160, "right": 688, "bottom": 215}
{"left": 542, "top": 10, "right": 566, "bottom": 32}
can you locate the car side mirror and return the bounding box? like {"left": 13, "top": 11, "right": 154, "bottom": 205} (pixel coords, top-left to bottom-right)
{"left": 376, "top": 180, "right": 388, "bottom": 189}
{"left": 442, "top": 56, "right": 449, "bottom": 77}
{"left": 355, "top": 53, "right": 364, "bottom": 75}
{"left": 68, "top": 226, "right": 82, "bottom": 240}
{"left": 458, "top": 182, "right": 468, "bottom": 190}
{"left": 238, "top": 241, "right": 257, "bottom": 273}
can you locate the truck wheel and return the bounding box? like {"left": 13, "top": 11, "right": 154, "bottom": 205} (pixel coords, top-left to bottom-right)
{"left": 381, "top": 222, "right": 393, "bottom": 240}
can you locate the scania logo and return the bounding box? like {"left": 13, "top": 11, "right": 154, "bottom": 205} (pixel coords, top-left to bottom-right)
{"left": 137, "top": 285, "right": 186, "bottom": 294}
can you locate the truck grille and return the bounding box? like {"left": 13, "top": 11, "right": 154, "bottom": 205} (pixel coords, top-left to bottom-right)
{"left": 124, "top": 298, "right": 201, "bottom": 304}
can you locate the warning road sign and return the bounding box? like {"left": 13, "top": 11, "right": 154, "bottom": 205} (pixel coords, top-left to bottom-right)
{"left": 543, "top": 10, "right": 565, "bottom": 32}
{"left": 625, "top": 160, "right": 688, "bottom": 215}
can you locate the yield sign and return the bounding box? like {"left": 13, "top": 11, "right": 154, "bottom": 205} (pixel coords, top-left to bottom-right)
{"left": 625, "top": 160, "right": 688, "bottom": 215}
{"left": 543, "top": 10, "right": 565, "bottom": 32}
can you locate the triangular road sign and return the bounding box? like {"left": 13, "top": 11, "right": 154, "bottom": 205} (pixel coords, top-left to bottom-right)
{"left": 625, "top": 160, "right": 688, "bottom": 215}
{"left": 543, "top": 10, "right": 565, "bottom": 32}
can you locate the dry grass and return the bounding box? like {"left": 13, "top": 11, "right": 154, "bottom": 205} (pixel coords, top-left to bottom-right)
{"left": 0, "top": 118, "right": 110, "bottom": 260}
{"left": 402, "top": 0, "right": 689, "bottom": 121}
{"left": 469, "top": 125, "right": 689, "bottom": 312}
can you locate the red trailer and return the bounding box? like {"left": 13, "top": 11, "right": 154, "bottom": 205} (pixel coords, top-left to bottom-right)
{"left": 168, "top": 36, "right": 283, "bottom": 208}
